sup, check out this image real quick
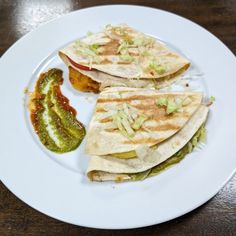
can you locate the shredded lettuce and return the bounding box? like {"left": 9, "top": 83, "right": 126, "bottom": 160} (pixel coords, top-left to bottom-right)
{"left": 209, "top": 96, "right": 215, "bottom": 103}
{"left": 120, "top": 53, "right": 134, "bottom": 62}
{"left": 133, "top": 37, "right": 144, "bottom": 46}
{"left": 75, "top": 40, "right": 100, "bottom": 64}
{"left": 133, "top": 36, "right": 155, "bottom": 47}
{"left": 111, "top": 104, "right": 148, "bottom": 138}
{"left": 121, "top": 119, "right": 135, "bottom": 138}
{"left": 187, "top": 142, "right": 193, "bottom": 153}
{"left": 143, "top": 36, "right": 156, "bottom": 47}
{"left": 205, "top": 96, "right": 216, "bottom": 106}
{"left": 156, "top": 97, "right": 167, "bottom": 106}
{"left": 140, "top": 50, "right": 151, "bottom": 57}
{"left": 207, "top": 96, "right": 216, "bottom": 106}
{"left": 127, "top": 104, "right": 139, "bottom": 120}
{"left": 112, "top": 111, "right": 135, "bottom": 138}
{"left": 199, "top": 126, "right": 206, "bottom": 142}
{"left": 86, "top": 31, "right": 93, "bottom": 36}
{"left": 117, "top": 40, "right": 129, "bottom": 54}
{"left": 112, "top": 113, "right": 128, "bottom": 138}
{"left": 89, "top": 44, "right": 99, "bottom": 53}
{"left": 166, "top": 99, "right": 179, "bottom": 114}
{"left": 132, "top": 115, "right": 148, "bottom": 130}
{"left": 118, "top": 111, "right": 135, "bottom": 138}
{"left": 117, "top": 39, "right": 135, "bottom": 62}
{"left": 156, "top": 96, "right": 192, "bottom": 115}
{"left": 111, "top": 26, "right": 126, "bottom": 36}
{"left": 123, "top": 103, "right": 134, "bottom": 123}
{"left": 148, "top": 61, "right": 166, "bottom": 75}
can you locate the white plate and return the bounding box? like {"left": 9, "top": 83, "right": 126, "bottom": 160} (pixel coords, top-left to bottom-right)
{"left": 0, "top": 5, "right": 236, "bottom": 229}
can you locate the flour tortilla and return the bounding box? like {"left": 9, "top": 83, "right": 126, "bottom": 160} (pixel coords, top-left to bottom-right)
{"left": 59, "top": 55, "right": 187, "bottom": 91}
{"left": 87, "top": 105, "right": 208, "bottom": 181}
{"left": 85, "top": 87, "right": 203, "bottom": 156}
{"left": 59, "top": 24, "right": 190, "bottom": 90}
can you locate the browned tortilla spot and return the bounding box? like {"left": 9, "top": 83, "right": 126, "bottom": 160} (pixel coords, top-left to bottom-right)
{"left": 98, "top": 40, "right": 120, "bottom": 56}
{"left": 96, "top": 107, "right": 106, "bottom": 112}
{"left": 100, "top": 59, "right": 113, "bottom": 64}
{"left": 117, "top": 61, "right": 132, "bottom": 65}
{"left": 104, "top": 128, "right": 118, "bottom": 132}
{"left": 100, "top": 117, "right": 113, "bottom": 123}
{"left": 143, "top": 123, "right": 180, "bottom": 131}
{"left": 123, "top": 137, "right": 165, "bottom": 145}
{"left": 99, "top": 112, "right": 190, "bottom": 124}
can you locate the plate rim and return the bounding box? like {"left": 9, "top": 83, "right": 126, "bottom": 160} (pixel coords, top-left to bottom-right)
{"left": 0, "top": 4, "right": 236, "bottom": 229}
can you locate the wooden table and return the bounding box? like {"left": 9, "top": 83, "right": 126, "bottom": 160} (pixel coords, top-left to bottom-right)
{"left": 0, "top": 1, "right": 235, "bottom": 235}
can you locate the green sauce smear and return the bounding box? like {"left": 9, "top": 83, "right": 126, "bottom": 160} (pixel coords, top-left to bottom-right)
{"left": 30, "top": 68, "right": 86, "bottom": 153}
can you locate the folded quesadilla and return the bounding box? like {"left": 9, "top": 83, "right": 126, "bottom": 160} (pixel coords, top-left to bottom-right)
{"left": 59, "top": 24, "right": 190, "bottom": 93}
{"left": 85, "top": 87, "right": 208, "bottom": 182}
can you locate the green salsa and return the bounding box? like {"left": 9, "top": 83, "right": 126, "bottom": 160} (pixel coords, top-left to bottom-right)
{"left": 30, "top": 68, "right": 86, "bottom": 153}
{"left": 129, "top": 125, "right": 206, "bottom": 181}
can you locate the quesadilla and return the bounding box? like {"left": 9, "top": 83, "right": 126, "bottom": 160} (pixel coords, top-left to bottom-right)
{"left": 87, "top": 105, "right": 208, "bottom": 181}
{"left": 85, "top": 87, "right": 203, "bottom": 156}
{"left": 59, "top": 24, "right": 190, "bottom": 93}
{"left": 85, "top": 87, "right": 208, "bottom": 182}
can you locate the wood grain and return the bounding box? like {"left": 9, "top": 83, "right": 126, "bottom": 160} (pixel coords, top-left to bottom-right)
{"left": 0, "top": 0, "right": 236, "bottom": 235}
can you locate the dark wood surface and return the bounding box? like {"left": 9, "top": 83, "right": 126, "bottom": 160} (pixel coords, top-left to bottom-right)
{"left": 0, "top": 0, "right": 235, "bottom": 235}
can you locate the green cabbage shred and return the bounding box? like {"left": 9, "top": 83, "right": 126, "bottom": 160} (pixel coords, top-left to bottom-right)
{"left": 75, "top": 40, "right": 100, "bottom": 64}
{"left": 148, "top": 61, "right": 166, "bottom": 75}
{"left": 156, "top": 97, "right": 167, "bottom": 106}
{"left": 111, "top": 104, "right": 148, "bottom": 138}
{"left": 156, "top": 96, "right": 192, "bottom": 115}
{"left": 132, "top": 115, "right": 148, "bottom": 130}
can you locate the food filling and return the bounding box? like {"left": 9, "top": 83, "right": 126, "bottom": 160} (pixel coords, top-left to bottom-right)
{"left": 128, "top": 125, "right": 206, "bottom": 180}
{"left": 69, "top": 66, "right": 100, "bottom": 93}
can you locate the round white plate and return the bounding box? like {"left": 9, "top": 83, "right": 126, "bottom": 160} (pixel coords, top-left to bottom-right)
{"left": 0, "top": 5, "right": 235, "bottom": 229}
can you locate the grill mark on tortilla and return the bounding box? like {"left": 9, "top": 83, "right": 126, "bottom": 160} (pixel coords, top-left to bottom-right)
{"left": 129, "top": 52, "right": 139, "bottom": 56}
{"left": 99, "top": 112, "right": 190, "bottom": 123}
{"left": 100, "top": 117, "right": 113, "bottom": 123}
{"left": 143, "top": 123, "right": 180, "bottom": 131}
{"left": 100, "top": 59, "right": 113, "bottom": 64}
{"left": 123, "top": 137, "right": 164, "bottom": 144}
{"left": 97, "top": 94, "right": 193, "bottom": 103}
{"left": 117, "top": 61, "right": 133, "bottom": 65}
{"left": 133, "top": 103, "right": 198, "bottom": 112}
{"left": 104, "top": 123, "right": 180, "bottom": 133}
{"left": 98, "top": 40, "right": 120, "bottom": 56}
{"left": 96, "top": 107, "right": 106, "bottom": 112}
{"left": 132, "top": 103, "right": 160, "bottom": 110}
{"left": 104, "top": 128, "right": 118, "bottom": 132}
{"left": 96, "top": 101, "right": 198, "bottom": 117}
{"left": 152, "top": 112, "right": 190, "bottom": 120}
